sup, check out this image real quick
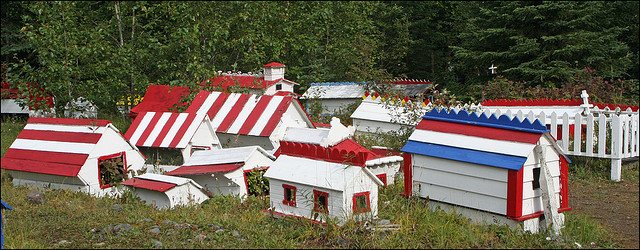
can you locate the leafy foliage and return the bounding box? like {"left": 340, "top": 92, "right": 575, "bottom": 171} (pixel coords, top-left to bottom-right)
{"left": 245, "top": 168, "right": 269, "bottom": 197}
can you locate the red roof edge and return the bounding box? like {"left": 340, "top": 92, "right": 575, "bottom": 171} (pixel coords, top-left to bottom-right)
{"left": 263, "top": 62, "right": 285, "bottom": 67}
{"left": 165, "top": 163, "right": 244, "bottom": 176}
{"left": 120, "top": 178, "right": 177, "bottom": 192}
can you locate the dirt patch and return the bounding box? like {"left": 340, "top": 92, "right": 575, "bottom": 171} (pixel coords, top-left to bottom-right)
{"left": 569, "top": 161, "right": 639, "bottom": 249}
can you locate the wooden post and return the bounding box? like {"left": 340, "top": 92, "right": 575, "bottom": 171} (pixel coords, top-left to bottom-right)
{"left": 535, "top": 145, "right": 562, "bottom": 236}
{"left": 611, "top": 114, "right": 623, "bottom": 181}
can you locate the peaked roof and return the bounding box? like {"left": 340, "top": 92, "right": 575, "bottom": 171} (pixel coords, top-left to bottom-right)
{"left": 121, "top": 173, "right": 204, "bottom": 192}
{"left": 263, "top": 62, "right": 285, "bottom": 67}
{"left": 185, "top": 91, "right": 312, "bottom": 136}
{"left": 1, "top": 117, "right": 114, "bottom": 177}
{"left": 129, "top": 85, "right": 191, "bottom": 118}
{"left": 402, "top": 109, "right": 568, "bottom": 171}
{"left": 166, "top": 146, "right": 275, "bottom": 176}
{"left": 124, "top": 111, "right": 208, "bottom": 149}
{"left": 276, "top": 138, "right": 401, "bottom": 167}
{"left": 264, "top": 154, "right": 383, "bottom": 191}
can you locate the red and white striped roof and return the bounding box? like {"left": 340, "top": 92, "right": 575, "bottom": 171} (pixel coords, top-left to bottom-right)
{"left": 1, "top": 118, "right": 113, "bottom": 177}
{"left": 185, "top": 91, "right": 301, "bottom": 136}
{"left": 124, "top": 111, "right": 208, "bottom": 149}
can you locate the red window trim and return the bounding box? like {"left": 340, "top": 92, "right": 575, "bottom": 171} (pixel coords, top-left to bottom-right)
{"left": 243, "top": 166, "right": 270, "bottom": 196}
{"left": 376, "top": 173, "right": 387, "bottom": 188}
{"left": 313, "top": 190, "right": 329, "bottom": 213}
{"left": 282, "top": 184, "right": 297, "bottom": 207}
{"left": 98, "top": 151, "right": 127, "bottom": 189}
{"left": 352, "top": 191, "right": 371, "bottom": 214}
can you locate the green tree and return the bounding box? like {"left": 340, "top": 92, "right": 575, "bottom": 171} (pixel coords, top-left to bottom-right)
{"left": 452, "top": 1, "right": 635, "bottom": 87}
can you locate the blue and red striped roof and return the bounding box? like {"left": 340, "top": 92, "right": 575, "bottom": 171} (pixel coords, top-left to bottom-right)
{"left": 401, "top": 109, "right": 565, "bottom": 171}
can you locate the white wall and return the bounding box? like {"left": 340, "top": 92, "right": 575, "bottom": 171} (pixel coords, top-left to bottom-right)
{"left": 411, "top": 155, "right": 510, "bottom": 215}
{"left": 367, "top": 161, "right": 402, "bottom": 186}
{"left": 521, "top": 136, "right": 562, "bottom": 216}
{"left": 134, "top": 188, "right": 172, "bottom": 209}
{"left": 164, "top": 183, "right": 209, "bottom": 208}
{"left": 268, "top": 179, "right": 346, "bottom": 223}
{"left": 189, "top": 173, "right": 243, "bottom": 197}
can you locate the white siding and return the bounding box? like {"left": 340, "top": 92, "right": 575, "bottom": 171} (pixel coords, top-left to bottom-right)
{"left": 269, "top": 179, "right": 346, "bottom": 223}
{"left": 412, "top": 155, "right": 509, "bottom": 215}
{"left": 521, "top": 137, "right": 563, "bottom": 216}
{"left": 134, "top": 188, "right": 172, "bottom": 209}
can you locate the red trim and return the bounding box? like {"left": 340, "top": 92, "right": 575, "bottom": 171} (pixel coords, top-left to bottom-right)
{"left": 402, "top": 153, "right": 413, "bottom": 197}
{"left": 168, "top": 113, "right": 198, "bottom": 148}
{"left": 313, "top": 190, "right": 330, "bottom": 213}
{"left": 135, "top": 113, "right": 163, "bottom": 146}
{"left": 416, "top": 120, "right": 541, "bottom": 144}
{"left": 352, "top": 191, "right": 371, "bottom": 214}
{"left": 120, "top": 177, "right": 176, "bottom": 192}
{"left": 238, "top": 95, "right": 273, "bottom": 135}
{"left": 151, "top": 113, "right": 180, "bottom": 147}
{"left": 282, "top": 184, "right": 297, "bottom": 207}
{"left": 376, "top": 174, "right": 387, "bottom": 188}
{"left": 506, "top": 168, "right": 524, "bottom": 218}
{"left": 98, "top": 152, "right": 127, "bottom": 189}
{"left": 17, "top": 130, "right": 102, "bottom": 144}
{"left": 124, "top": 112, "right": 145, "bottom": 140}
{"left": 243, "top": 166, "right": 270, "bottom": 196}
{"left": 217, "top": 94, "right": 251, "bottom": 133}
{"left": 260, "top": 96, "right": 293, "bottom": 136}
{"left": 27, "top": 117, "right": 111, "bottom": 127}
{"left": 1, "top": 158, "right": 82, "bottom": 177}
{"left": 508, "top": 207, "right": 572, "bottom": 221}
{"left": 559, "top": 156, "right": 570, "bottom": 210}
{"left": 4, "top": 149, "right": 88, "bottom": 166}
{"left": 263, "top": 62, "right": 285, "bottom": 67}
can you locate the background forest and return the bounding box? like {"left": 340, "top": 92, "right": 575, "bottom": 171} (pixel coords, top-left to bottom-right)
{"left": 2, "top": 1, "right": 638, "bottom": 115}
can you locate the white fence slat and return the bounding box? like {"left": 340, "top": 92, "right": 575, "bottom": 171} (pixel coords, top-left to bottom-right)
{"left": 586, "top": 114, "right": 594, "bottom": 156}
{"left": 562, "top": 113, "right": 570, "bottom": 153}
{"left": 573, "top": 113, "right": 582, "bottom": 154}
{"left": 611, "top": 115, "right": 623, "bottom": 181}
{"left": 550, "top": 112, "right": 558, "bottom": 140}
{"left": 598, "top": 114, "right": 607, "bottom": 157}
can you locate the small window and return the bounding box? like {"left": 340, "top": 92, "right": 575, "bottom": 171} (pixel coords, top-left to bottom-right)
{"left": 282, "top": 184, "right": 297, "bottom": 207}
{"left": 353, "top": 191, "right": 371, "bottom": 214}
{"left": 533, "top": 167, "right": 541, "bottom": 190}
{"left": 275, "top": 83, "right": 282, "bottom": 91}
{"left": 376, "top": 174, "right": 387, "bottom": 187}
{"left": 98, "top": 152, "right": 127, "bottom": 189}
{"left": 313, "top": 190, "right": 329, "bottom": 213}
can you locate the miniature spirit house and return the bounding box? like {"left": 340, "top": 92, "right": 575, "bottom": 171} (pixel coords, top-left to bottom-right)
{"left": 165, "top": 146, "right": 276, "bottom": 198}
{"left": 120, "top": 173, "right": 211, "bottom": 209}
{"left": 401, "top": 109, "right": 571, "bottom": 233}
{"left": 1, "top": 118, "right": 146, "bottom": 197}
{"left": 185, "top": 90, "right": 315, "bottom": 151}
{"left": 124, "top": 111, "right": 222, "bottom": 171}
{"left": 264, "top": 118, "right": 401, "bottom": 224}
{"left": 202, "top": 62, "right": 298, "bottom": 95}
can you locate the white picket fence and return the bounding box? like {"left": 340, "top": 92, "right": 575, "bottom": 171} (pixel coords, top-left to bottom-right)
{"left": 473, "top": 106, "right": 639, "bottom": 181}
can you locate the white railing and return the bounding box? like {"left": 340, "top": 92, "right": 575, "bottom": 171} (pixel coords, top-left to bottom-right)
{"left": 477, "top": 107, "right": 639, "bottom": 181}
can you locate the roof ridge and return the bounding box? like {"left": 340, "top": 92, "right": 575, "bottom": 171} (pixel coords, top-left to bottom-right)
{"left": 422, "top": 108, "right": 548, "bottom": 134}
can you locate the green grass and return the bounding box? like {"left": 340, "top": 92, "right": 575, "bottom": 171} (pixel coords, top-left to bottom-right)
{"left": 0, "top": 114, "right": 629, "bottom": 249}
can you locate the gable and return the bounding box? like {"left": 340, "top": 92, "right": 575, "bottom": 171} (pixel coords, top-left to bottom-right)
{"left": 401, "top": 109, "right": 559, "bottom": 171}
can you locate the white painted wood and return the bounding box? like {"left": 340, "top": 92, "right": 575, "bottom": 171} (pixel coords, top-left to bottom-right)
{"left": 415, "top": 182, "right": 507, "bottom": 215}
{"left": 573, "top": 113, "right": 582, "bottom": 154}
{"left": 412, "top": 165, "right": 507, "bottom": 198}
{"left": 550, "top": 112, "right": 558, "bottom": 140}
{"left": 598, "top": 114, "right": 607, "bottom": 155}
{"left": 23, "top": 123, "right": 106, "bottom": 134}
{"left": 10, "top": 139, "right": 95, "bottom": 154}
{"left": 611, "top": 115, "right": 623, "bottom": 181}
{"left": 408, "top": 129, "right": 535, "bottom": 157}
{"left": 412, "top": 155, "right": 508, "bottom": 182}
{"left": 561, "top": 113, "right": 570, "bottom": 152}
{"left": 535, "top": 145, "right": 562, "bottom": 236}
{"left": 142, "top": 112, "right": 173, "bottom": 147}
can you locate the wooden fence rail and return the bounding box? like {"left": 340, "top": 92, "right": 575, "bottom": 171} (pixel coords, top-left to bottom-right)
{"left": 471, "top": 107, "right": 639, "bottom": 181}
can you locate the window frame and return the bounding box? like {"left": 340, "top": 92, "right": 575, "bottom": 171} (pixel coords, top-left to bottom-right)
{"left": 282, "top": 184, "right": 297, "bottom": 207}
{"left": 98, "top": 152, "right": 127, "bottom": 189}
{"left": 313, "top": 190, "right": 329, "bottom": 213}
{"left": 352, "top": 191, "right": 371, "bottom": 214}
{"left": 376, "top": 173, "right": 387, "bottom": 187}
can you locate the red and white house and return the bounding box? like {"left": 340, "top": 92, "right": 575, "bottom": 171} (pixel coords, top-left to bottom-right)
{"left": 264, "top": 119, "right": 402, "bottom": 224}
{"left": 202, "top": 62, "right": 298, "bottom": 95}
{"left": 124, "top": 111, "right": 222, "bottom": 170}
{"left": 1, "top": 81, "right": 55, "bottom": 117}
{"left": 401, "top": 109, "right": 571, "bottom": 233}
{"left": 120, "top": 173, "right": 211, "bottom": 209}
{"left": 164, "top": 145, "right": 276, "bottom": 198}
{"left": 185, "top": 90, "right": 315, "bottom": 151}
{"left": 1, "top": 117, "right": 146, "bottom": 197}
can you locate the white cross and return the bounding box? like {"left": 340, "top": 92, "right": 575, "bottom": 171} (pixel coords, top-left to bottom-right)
{"left": 489, "top": 64, "right": 497, "bottom": 74}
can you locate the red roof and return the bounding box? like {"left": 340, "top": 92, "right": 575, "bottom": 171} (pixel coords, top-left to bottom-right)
{"left": 124, "top": 112, "right": 207, "bottom": 149}
{"left": 1, "top": 81, "right": 55, "bottom": 110}
{"left": 263, "top": 62, "right": 285, "bottom": 67}
{"left": 275, "top": 138, "right": 386, "bottom": 167}
{"left": 120, "top": 178, "right": 177, "bottom": 192}
{"left": 129, "top": 85, "right": 191, "bottom": 118}
{"left": 1, "top": 158, "right": 83, "bottom": 177}
{"left": 165, "top": 163, "right": 244, "bottom": 176}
